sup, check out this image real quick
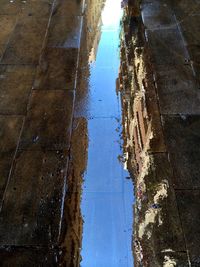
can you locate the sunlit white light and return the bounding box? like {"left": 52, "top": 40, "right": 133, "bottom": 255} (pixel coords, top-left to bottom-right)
{"left": 102, "top": 0, "right": 123, "bottom": 27}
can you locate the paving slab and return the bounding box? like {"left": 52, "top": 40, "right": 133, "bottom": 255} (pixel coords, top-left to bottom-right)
{"left": 185, "top": 44, "right": 200, "bottom": 83}
{"left": 0, "top": 116, "right": 23, "bottom": 159}
{"left": 19, "top": 90, "right": 74, "bottom": 150}
{"left": 21, "top": 0, "right": 54, "bottom": 18}
{"left": 0, "top": 65, "right": 35, "bottom": 115}
{"left": 179, "top": 15, "right": 200, "bottom": 46}
{"left": 0, "top": 156, "right": 13, "bottom": 202}
{"left": 0, "top": 149, "right": 68, "bottom": 246}
{"left": 0, "top": 247, "right": 58, "bottom": 267}
{"left": 0, "top": 0, "right": 22, "bottom": 15}
{"left": 176, "top": 13, "right": 200, "bottom": 83}
{"left": 33, "top": 47, "right": 78, "bottom": 90}
{"left": 47, "top": 14, "right": 82, "bottom": 48}
{"left": 141, "top": 0, "right": 176, "bottom": 30}
{"left": 53, "top": 0, "right": 84, "bottom": 16}
{"left": 1, "top": 16, "right": 48, "bottom": 65}
{"left": 0, "top": 45, "right": 5, "bottom": 60}
{"left": 176, "top": 190, "right": 200, "bottom": 266}
{"left": 0, "top": 0, "right": 85, "bottom": 264}
{"left": 145, "top": 27, "right": 188, "bottom": 71}
{"left": 0, "top": 15, "right": 17, "bottom": 44}
{"left": 163, "top": 115, "right": 200, "bottom": 189}
{"left": 171, "top": 0, "right": 200, "bottom": 21}
{"left": 155, "top": 68, "right": 200, "bottom": 114}
{"left": 0, "top": 116, "right": 23, "bottom": 203}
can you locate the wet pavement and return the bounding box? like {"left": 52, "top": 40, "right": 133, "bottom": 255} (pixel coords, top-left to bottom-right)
{"left": 119, "top": 0, "right": 200, "bottom": 266}
{"left": 0, "top": 0, "right": 135, "bottom": 266}
{"left": 75, "top": 1, "right": 134, "bottom": 266}
{"left": 1, "top": 0, "right": 200, "bottom": 266}
{"left": 0, "top": 0, "right": 84, "bottom": 265}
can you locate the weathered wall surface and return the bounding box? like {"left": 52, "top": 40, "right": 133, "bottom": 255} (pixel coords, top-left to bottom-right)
{"left": 119, "top": 0, "right": 200, "bottom": 266}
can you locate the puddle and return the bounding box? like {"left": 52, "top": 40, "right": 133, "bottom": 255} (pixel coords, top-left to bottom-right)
{"left": 78, "top": 0, "right": 134, "bottom": 266}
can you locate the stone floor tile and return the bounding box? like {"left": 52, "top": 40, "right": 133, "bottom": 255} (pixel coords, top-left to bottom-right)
{"left": 179, "top": 15, "right": 200, "bottom": 46}
{"left": 0, "top": 15, "right": 17, "bottom": 44}
{"left": 33, "top": 47, "right": 78, "bottom": 90}
{"left": 141, "top": 0, "right": 176, "bottom": 30}
{"left": 47, "top": 15, "right": 82, "bottom": 48}
{"left": 0, "top": 65, "right": 35, "bottom": 115}
{"left": 0, "top": 45, "right": 6, "bottom": 61}
{"left": 0, "top": 247, "right": 58, "bottom": 266}
{"left": 19, "top": 90, "right": 74, "bottom": 150}
{"left": 21, "top": 0, "right": 54, "bottom": 18}
{"left": 53, "top": 0, "right": 84, "bottom": 16}
{"left": 0, "top": 116, "right": 23, "bottom": 153}
{"left": 0, "top": 0, "right": 22, "bottom": 15}
{"left": 171, "top": 151, "right": 200, "bottom": 189}
{"left": 176, "top": 190, "right": 200, "bottom": 266}
{"left": 172, "top": 1, "right": 200, "bottom": 22}
{"left": 146, "top": 27, "right": 188, "bottom": 70}
{"left": 163, "top": 115, "right": 200, "bottom": 189}
{"left": 0, "top": 116, "right": 23, "bottom": 202}
{"left": 1, "top": 16, "right": 48, "bottom": 64}
{"left": 155, "top": 68, "right": 200, "bottom": 114}
{"left": 0, "top": 156, "right": 12, "bottom": 202}
{"left": 186, "top": 44, "right": 200, "bottom": 83}
{"left": 163, "top": 115, "right": 200, "bottom": 152}
{"left": 0, "top": 149, "right": 68, "bottom": 246}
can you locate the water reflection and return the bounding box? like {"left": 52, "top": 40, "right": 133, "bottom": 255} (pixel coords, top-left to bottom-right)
{"left": 79, "top": 0, "right": 134, "bottom": 266}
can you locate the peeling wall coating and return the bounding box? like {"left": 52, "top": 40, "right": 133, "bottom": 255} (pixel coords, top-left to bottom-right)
{"left": 119, "top": 0, "right": 200, "bottom": 266}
